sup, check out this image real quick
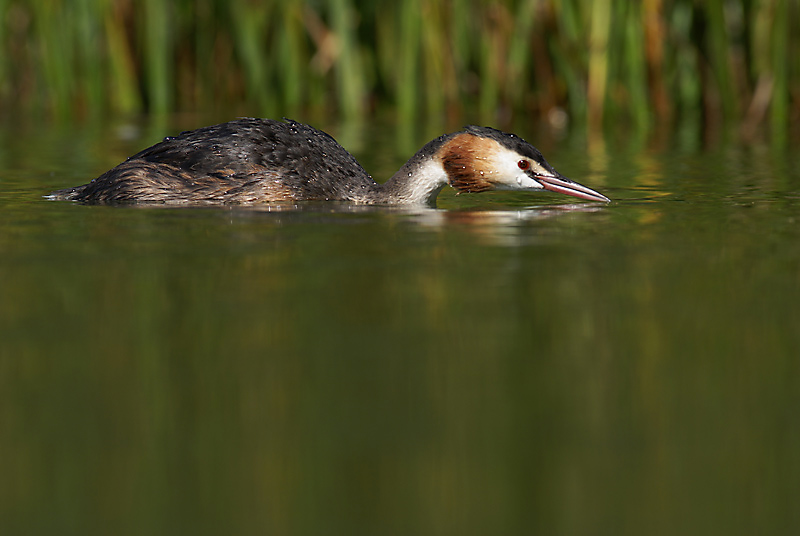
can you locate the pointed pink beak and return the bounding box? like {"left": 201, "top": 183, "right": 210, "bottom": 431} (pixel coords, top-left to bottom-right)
{"left": 536, "top": 173, "right": 610, "bottom": 203}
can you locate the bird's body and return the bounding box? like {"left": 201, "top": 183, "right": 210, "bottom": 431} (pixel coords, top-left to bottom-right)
{"left": 48, "top": 118, "right": 609, "bottom": 206}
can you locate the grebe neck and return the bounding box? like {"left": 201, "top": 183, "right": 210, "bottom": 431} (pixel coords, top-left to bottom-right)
{"left": 363, "top": 133, "right": 454, "bottom": 205}
{"left": 365, "top": 159, "right": 447, "bottom": 205}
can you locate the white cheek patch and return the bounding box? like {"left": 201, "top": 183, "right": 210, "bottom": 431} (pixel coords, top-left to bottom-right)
{"left": 486, "top": 146, "right": 547, "bottom": 191}
{"left": 514, "top": 173, "right": 543, "bottom": 189}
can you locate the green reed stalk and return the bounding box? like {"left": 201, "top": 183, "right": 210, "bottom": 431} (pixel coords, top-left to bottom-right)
{"left": 329, "top": 0, "right": 364, "bottom": 119}
{"left": 276, "top": 5, "right": 305, "bottom": 115}
{"left": 669, "top": 3, "right": 702, "bottom": 123}
{"left": 446, "top": 0, "right": 472, "bottom": 119}
{"left": 104, "top": 6, "right": 142, "bottom": 114}
{"left": 142, "top": 0, "right": 172, "bottom": 115}
{"left": 622, "top": 1, "right": 649, "bottom": 129}
{"left": 419, "top": 0, "right": 448, "bottom": 121}
{"left": 228, "top": 2, "right": 272, "bottom": 115}
{"left": 477, "top": 1, "right": 501, "bottom": 119}
{"left": 0, "top": 0, "right": 6, "bottom": 104}
{"left": 396, "top": 0, "right": 421, "bottom": 125}
{"left": 506, "top": 0, "right": 536, "bottom": 112}
{"left": 33, "top": 1, "right": 74, "bottom": 117}
{"left": 705, "top": 0, "right": 738, "bottom": 122}
{"left": 587, "top": 0, "right": 611, "bottom": 130}
{"left": 770, "top": 0, "right": 788, "bottom": 145}
{"left": 190, "top": 0, "right": 216, "bottom": 111}
{"left": 75, "top": 0, "right": 104, "bottom": 117}
{"left": 546, "top": 0, "right": 586, "bottom": 124}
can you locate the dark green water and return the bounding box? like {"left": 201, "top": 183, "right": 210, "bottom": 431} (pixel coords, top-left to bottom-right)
{"left": 2, "top": 119, "right": 799, "bottom": 535}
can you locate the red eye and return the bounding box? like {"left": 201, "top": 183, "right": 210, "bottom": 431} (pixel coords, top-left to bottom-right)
{"left": 518, "top": 160, "right": 530, "bottom": 170}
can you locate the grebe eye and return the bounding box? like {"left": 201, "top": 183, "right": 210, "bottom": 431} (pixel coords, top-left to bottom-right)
{"left": 518, "top": 160, "right": 530, "bottom": 170}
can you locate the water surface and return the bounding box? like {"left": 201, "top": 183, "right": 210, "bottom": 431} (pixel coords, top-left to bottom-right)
{"left": 2, "top": 119, "right": 799, "bottom": 535}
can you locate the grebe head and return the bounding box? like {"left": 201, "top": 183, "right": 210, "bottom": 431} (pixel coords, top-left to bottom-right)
{"left": 439, "top": 125, "right": 609, "bottom": 203}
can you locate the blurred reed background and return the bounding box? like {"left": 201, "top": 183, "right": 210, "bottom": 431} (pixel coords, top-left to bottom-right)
{"left": 0, "top": 0, "right": 797, "bottom": 141}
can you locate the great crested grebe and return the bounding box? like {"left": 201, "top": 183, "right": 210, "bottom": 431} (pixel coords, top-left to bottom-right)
{"left": 48, "top": 118, "right": 609, "bottom": 206}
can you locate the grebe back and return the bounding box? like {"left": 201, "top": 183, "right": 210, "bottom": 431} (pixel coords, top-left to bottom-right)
{"left": 48, "top": 118, "right": 609, "bottom": 205}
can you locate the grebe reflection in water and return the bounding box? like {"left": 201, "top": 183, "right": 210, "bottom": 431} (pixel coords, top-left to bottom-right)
{"left": 48, "top": 118, "right": 610, "bottom": 206}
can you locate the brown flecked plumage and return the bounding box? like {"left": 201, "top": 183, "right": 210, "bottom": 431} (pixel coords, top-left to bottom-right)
{"left": 441, "top": 133, "right": 500, "bottom": 193}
